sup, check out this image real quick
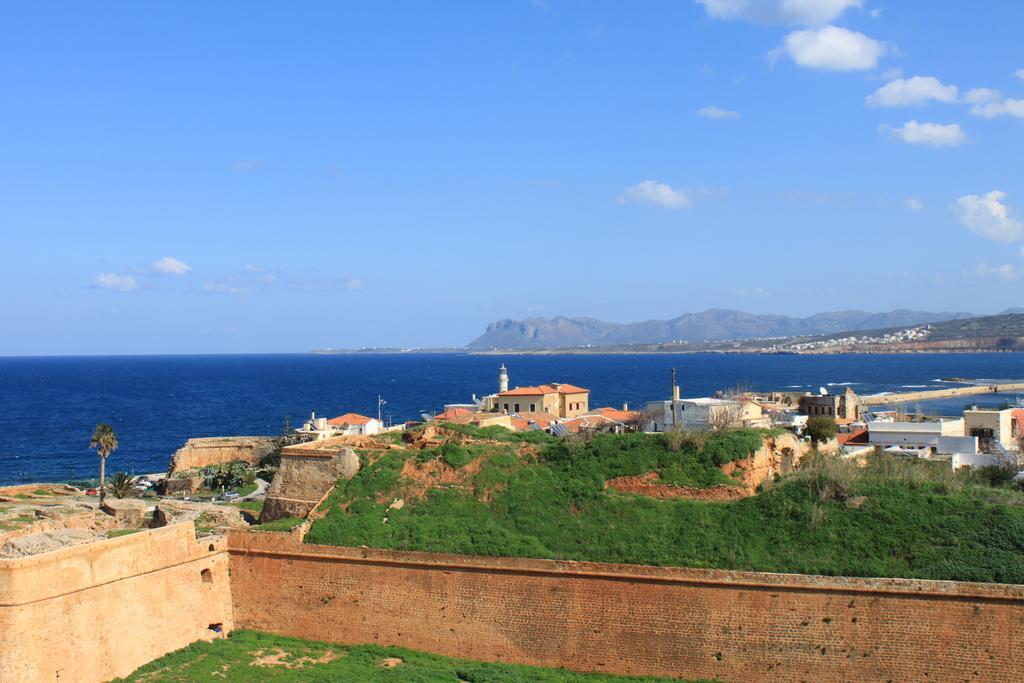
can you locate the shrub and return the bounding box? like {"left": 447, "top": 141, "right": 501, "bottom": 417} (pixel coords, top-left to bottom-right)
{"left": 805, "top": 416, "right": 838, "bottom": 445}
{"left": 205, "top": 462, "right": 248, "bottom": 491}
{"left": 439, "top": 443, "right": 473, "bottom": 468}
{"left": 970, "top": 464, "right": 1019, "bottom": 488}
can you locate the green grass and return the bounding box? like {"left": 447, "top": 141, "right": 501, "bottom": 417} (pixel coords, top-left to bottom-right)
{"left": 234, "top": 482, "right": 258, "bottom": 498}
{"left": 116, "top": 630, "right": 686, "bottom": 682}
{"left": 11, "top": 515, "right": 37, "bottom": 523}
{"left": 107, "top": 528, "right": 144, "bottom": 539}
{"left": 305, "top": 431, "right": 1024, "bottom": 583}
{"left": 229, "top": 499, "right": 264, "bottom": 512}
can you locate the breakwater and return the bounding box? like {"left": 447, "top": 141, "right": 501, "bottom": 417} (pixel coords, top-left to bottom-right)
{"left": 860, "top": 381, "right": 1024, "bottom": 407}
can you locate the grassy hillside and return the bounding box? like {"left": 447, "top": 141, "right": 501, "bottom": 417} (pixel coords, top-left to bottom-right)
{"left": 118, "top": 630, "right": 685, "bottom": 682}
{"left": 304, "top": 427, "right": 1024, "bottom": 583}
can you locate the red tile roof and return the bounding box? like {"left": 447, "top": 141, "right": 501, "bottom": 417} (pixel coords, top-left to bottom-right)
{"left": 837, "top": 428, "right": 869, "bottom": 446}
{"left": 435, "top": 407, "right": 474, "bottom": 420}
{"left": 498, "top": 382, "right": 590, "bottom": 397}
{"left": 327, "top": 412, "right": 375, "bottom": 426}
{"left": 551, "top": 383, "right": 589, "bottom": 394}
{"left": 588, "top": 407, "right": 637, "bottom": 423}
{"left": 560, "top": 414, "right": 616, "bottom": 433}
{"left": 498, "top": 386, "right": 558, "bottom": 397}
{"left": 507, "top": 411, "right": 560, "bottom": 431}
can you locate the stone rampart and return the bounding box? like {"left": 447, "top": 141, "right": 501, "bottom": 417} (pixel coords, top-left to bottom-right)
{"left": 227, "top": 531, "right": 1024, "bottom": 682}
{"left": 260, "top": 442, "right": 359, "bottom": 522}
{"left": 168, "top": 436, "right": 277, "bottom": 474}
{"left": 0, "top": 524, "right": 233, "bottom": 682}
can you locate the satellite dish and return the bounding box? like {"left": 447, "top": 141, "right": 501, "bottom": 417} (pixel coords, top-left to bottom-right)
{"left": 819, "top": 387, "right": 828, "bottom": 396}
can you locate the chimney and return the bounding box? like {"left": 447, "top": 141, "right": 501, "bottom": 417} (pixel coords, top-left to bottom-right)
{"left": 672, "top": 385, "right": 680, "bottom": 402}
{"left": 622, "top": 402, "right": 629, "bottom": 411}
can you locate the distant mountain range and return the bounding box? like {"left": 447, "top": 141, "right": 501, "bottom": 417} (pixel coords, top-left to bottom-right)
{"left": 466, "top": 309, "right": 1019, "bottom": 349}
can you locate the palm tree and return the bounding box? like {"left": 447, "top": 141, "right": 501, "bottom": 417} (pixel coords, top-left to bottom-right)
{"left": 90, "top": 423, "right": 118, "bottom": 500}
{"left": 107, "top": 471, "right": 134, "bottom": 499}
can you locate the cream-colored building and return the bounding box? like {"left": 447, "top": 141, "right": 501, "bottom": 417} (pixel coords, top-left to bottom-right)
{"left": 964, "top": 407, "right": 1018, "bottom": 451}
{"left": 495, "top": 383, "right": 589, "bottom": 419}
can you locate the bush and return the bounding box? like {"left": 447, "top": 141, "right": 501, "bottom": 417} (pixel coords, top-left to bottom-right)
{"left": 439, "top": 444, "right": 473, "bottom": 468}
{"left": 970, "top": 464, "right": 1019, "bottom": 488}
{"left": 805, "top": 416, "right": 838, "bottom": 444}
{"left": 205, "top": 462, "right": 249, "bottom": 491}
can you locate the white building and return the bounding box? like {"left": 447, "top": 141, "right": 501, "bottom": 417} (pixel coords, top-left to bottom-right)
{"left": 866, "top": 418, "right": 965, "bottom": 449}
{"left": 646, "top": 392, "right": 745, "bottom": 432}
{"left": 296, "top": 411, "right": 383, "bottom": 439}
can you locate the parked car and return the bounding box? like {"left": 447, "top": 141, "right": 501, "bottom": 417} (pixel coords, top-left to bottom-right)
{"left": 223, "top": 492, "right": 240, "bottom": 500}
{"left": 85, "top": 488, "right": 98, "bottom": 496}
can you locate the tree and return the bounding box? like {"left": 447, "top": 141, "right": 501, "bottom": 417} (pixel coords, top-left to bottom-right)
{"left": 806, "top": 416, "right": 838, "bottom": 445}
{"left": 206, "top": 462, "right": 247, "bottom": 491}
{"left": 709, "top": 384, "right": 750, "bottom": 434}
{"left": 90, "top": 423, "right": 118, "bottom": 500}
{"left": 107, "top": 471, "right": 134, "bottom": 499}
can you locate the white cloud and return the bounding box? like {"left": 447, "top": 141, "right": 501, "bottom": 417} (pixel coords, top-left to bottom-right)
{"left": 736, "top": 286, "right": 769, "bottom": 297}
{"left": 903, "top": 197, "right": 924, "bottom": 211}
{"left": 203, "top": 281, "right": 248, "bottom": 295}
{"left": 151, "top": 256, "right": 192, "bottom": 275}
{"left": 951, "top": 191, "right": 1024, "bottom": 242}
{"left": 964, "top": 88, "right": 1001, "bottom": 105}
{"left": 1020, "top": 245, "right": 1024, "bottom": 257}
{"left": 869, "top": 7, "right": 883, "bottom": 18}
{"left": 697, "top": 0, "right": 862, "bottom": 25}
{"left": 619, "top": 180, "right": 693, "bottom": 209}
{"left": 1015, "top": 69, "right": 1024, "bottom": 81}
{"left": 964, "top": 88, "right": 1024, "bottom": 119}
{"left": 697, "top": 105, "right": 740, "bottom": 119}
{"left": 975, "top": 262, "right": 1020, "bottom": 282}
{"left": 773, "top": 26, "right": 885, "bottom": 71}
{"left": 880, "top": 120, "right": 968, "bottom": 147}
{"left": 93, "top": 273, "right": 137, "bottom": 292}
{"left": 866, "top": 76, "right": 958, "bottom": 107}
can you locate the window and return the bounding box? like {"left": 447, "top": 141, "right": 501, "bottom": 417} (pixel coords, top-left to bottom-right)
{"left": 201, "top": 568, "right": 213, "bottom": 583}
{"left": 514, "top": 403, "right": 520, "bottom": 413}
{"left": 530, "top": 403, "right": 536, "bottom": 412}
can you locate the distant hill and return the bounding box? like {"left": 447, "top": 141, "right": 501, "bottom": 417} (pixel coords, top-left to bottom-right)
{"left": 467, "top": 309, "right": 977, "bottom": 349}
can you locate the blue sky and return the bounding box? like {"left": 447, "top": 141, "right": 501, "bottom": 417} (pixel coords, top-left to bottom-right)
{"left": 1, "top": 1, "right": 1022, "bottom": 354}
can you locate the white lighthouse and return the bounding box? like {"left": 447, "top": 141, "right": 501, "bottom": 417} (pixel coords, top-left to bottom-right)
{"left": 498, "top": 364, "right": 509, "bottom": 393}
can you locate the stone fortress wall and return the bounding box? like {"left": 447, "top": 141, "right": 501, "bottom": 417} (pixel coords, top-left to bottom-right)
{"left": 0, "top": 524, "right": 233, "bottom": 683}
{"left": 228, "top": 530, "right": 1024, "bottom": 683}
{"left": 6, "top": 522, "right": 1024, "bottom": 682}
{"left": 168, "top": 436, "right": 277, "bottom": 474}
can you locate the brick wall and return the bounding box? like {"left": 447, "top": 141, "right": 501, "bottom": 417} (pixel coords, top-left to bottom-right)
{"left": 0, "top": 524, "right": 233, "bottom": 682}
{"left": 228, "top": 531, "right": 1024, "bottom": 682}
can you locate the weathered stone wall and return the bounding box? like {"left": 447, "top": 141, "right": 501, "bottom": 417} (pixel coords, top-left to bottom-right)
{"left": 260, "top": 446, "right": 359, "bottom": 523}
{"left": 0, "top": 524, "right": 233, "bottom": 683}
{"left": 168, "top": 436, "right": 277, "bottom": 474}
{"left": 723, "top": 431, "right": 808, "bottom": 495}
{"left": 227, "top": 531, "right": 1024, "bottom": 682}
